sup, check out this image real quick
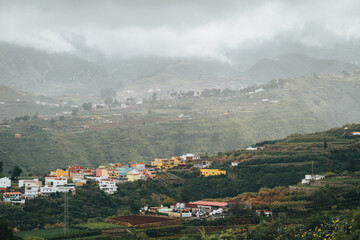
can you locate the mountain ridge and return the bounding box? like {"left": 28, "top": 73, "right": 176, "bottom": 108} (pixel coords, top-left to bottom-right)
{"left": 242, "top": 53, "right": 359, "bottom": 83}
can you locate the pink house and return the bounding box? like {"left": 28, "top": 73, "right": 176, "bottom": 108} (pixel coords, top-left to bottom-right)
{"left": 96, "top": 168, "right": 108, "bottom": 177}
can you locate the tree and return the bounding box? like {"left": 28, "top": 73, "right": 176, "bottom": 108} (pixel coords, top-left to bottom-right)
{"left": 180, "top": 188, "right": 189, "bottom": 203}
{"left": 0, "top": 217, "right": 13, "bottom": 240}
{"left": 32, "top": 112, "right": 39, "bottom": 120}
{"left": 82, "top": 102, "right": 92, "bottom": 111}
{"left": 162, "top": 198, "right": 176, "bottom": 207}
{"left": 324, "top": 138, "right": 327, "bottom": 149}
{"left": 0, "top": 161, "right": 2, "bottom": 174}
{"left": 11, "top": 165, "right": 22, "bottom": 180}
{"left": 342, "top": 70, "right": 350, "bottom": 76}
{"left": 71, "top": 108, "right": 78, "bottom": 116}
{"left": 100, "top": 88, "right": 116, "bottom": 99}
{"left": 152, "top": 93, "right": 157, "bottom": 101}
{"left": 104, "top": 98, "right": 113, "bottom": 106}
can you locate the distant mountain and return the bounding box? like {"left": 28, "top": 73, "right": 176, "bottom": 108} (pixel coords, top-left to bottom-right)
{"left": 0, "top": 42, "right": 115, "bottom": 95}
{"left": 242, "top": 53, "right": 359, "bottom": 83}
{"left": 1, "top": 42, "right": 359, "bottom": 96}
{"left": 128, "top": 60, "right": 246, "bottom": 90}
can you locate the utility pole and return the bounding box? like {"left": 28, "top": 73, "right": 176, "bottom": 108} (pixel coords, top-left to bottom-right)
{"left": 63, "top": 191, "right": 69, "bottom": 237}
{"left": 312, "top": 160, "right": 314, "bottom": 176}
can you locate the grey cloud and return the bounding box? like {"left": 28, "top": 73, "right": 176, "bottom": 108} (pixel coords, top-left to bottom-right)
{"left": 0, "top": 0, "right": 360, "bottom": 61}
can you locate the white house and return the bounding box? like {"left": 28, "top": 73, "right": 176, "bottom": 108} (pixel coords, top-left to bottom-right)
{"left": 19, "top": 179, "right": 42, "bottom": 188}
{"left": 231, "top": 162, "right": 239, "bottom": 167}
{"left": 302, "top": 174, "right": 325, "bottom": 184}
{"left": 305, "top": 175, "right": 325, "bottom": 180}
{"left": 134, "top": 163, "right": 146, "bottom": 171}
{"left": 246, "top": 146, "right": 258, "bottom": 151}
{"left": 181, "top": 153, "right": 200, "bottom": 161}
{"left": 138, "top": 172, "right": 147, "bottom": 180}
{"left": 40, "top": 185, "right": 75, "bottom": 194}
{"left": 85, "top": 176, "right": 108, "bottom": 182}
{"left": 99, "top": 179, "right": 117, "bottom": 194}
{"left": 0, "top": 177, "right": 11, "bottom": 188}
{"left": 45, "top": 177, "right": 67, "bottom": 187}
{"left": 193, "top": 160, "right": 213, "bottom": 168}
{"left": 25, "top": 186, "right": 40, "bottom": 199}
{"left": 301, "top": 179, "right": 310, "bottom": 184}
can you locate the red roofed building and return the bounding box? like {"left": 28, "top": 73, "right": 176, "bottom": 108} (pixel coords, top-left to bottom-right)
{"left": 3, "top": 192, "right": 23, "bottom": 202}
{"left": 189, "top": 201, "right": 228, "bottom": 208}
{"left": 69, "top": 166, "right": 94, "bottom": 179}
{"left": 256, "top": 210, "right": 272, "bottom": 217}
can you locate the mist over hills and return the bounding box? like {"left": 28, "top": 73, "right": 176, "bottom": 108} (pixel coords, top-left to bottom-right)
{"left": 0, "top": 42, "right": 359, "bottom": 96}
{"left": 242, "top": 53, "right": 358, "bottom": 83}
{"left": 0, "top": 42, "right": 114, "bottom": 95}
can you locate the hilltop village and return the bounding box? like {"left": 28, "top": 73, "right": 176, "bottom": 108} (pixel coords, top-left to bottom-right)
{"left": 0, "top": 149, "right": 331, "bottom": 223}
{"left": 0, "top": 123, "right": 359, "bottom": 239}
{"left": 0, "top": 153, "right": 226, "bottom": 201}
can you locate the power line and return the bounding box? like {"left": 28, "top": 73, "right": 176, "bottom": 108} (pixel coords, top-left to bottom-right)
{"left": 63, "top": 192, "right": 69, "bottom": 237}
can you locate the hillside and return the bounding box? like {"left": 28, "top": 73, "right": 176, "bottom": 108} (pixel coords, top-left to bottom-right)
{"left": 0, "top": 73, "right": 359, "bottom": 174}
{"left": 128, "top": 60, "right": 244, "bottom": 90}
{"left": 247, "top": 73, "right": 360, "bottom": 126}
{"left": 171, "top": 123, "right": 360, "bottom": 200}
{"left": 0, "top": 84, "right": 73, "bottom": 119}
{"left": 0, "top": 42, "right": 114, "bottom": 95}
{"left": 242, "top": 53, "right": 359, "bottom": 83}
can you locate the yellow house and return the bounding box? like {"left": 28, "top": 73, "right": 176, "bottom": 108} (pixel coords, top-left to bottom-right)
{"left": 200, "top": 169, "right": 226, "bottom": 177}
{"left": 106, "top": 165, "right": 120, "bottom": 178}
{"left": 126, "top": 170, "right": 139, "bottom": 182}
{"left": 172, "top": 156, "right": 187, "bottom": 166}
{"left": 76, "top": 181, "right": 86, "bottom": 186}
{"left": 151, "top": 157, "right": 188, "bottom": 170}
{"left": 55, "top": 169, "right": 69, "bottom": 177}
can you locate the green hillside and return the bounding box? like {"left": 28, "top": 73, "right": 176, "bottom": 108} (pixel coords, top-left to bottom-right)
{"left": 171, "top": 123, "right": 360, "bottom": 200}
{"left": 0, "top": 101, "right": 326, "bottom": 175}
{"left": 0, "top": 84, "right": 72, "bottom": 120}
{"left": 248, "top": 73, "right": 360, "bottom": 126}
{"left": 0, "top": 73, "right": 359, "bottom": 174}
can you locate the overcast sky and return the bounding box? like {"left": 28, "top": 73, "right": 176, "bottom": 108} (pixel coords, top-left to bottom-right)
{"left": 1, "top": 0, "right": 360, "bottom": 61}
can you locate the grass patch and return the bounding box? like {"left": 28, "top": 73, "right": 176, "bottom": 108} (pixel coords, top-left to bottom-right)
{"left": 73, "top": 222, "right": 124, "bottom": 230}
{"left": 14, "top": 227, "right": 89, "bottom": 238}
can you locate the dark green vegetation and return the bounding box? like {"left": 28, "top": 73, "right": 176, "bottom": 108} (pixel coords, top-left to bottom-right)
{"left": 172, "top": 123, "right": 360, "bottom": 200}
{"left": 0, "top": 217, "right": 15, "bottom": 240}
{"left": 197, "top": 207, "right": 360, "bottom": 240}
{"left": 0, "top": 125, "right": 359, "bottom": 239}
{"left": 0, "top": 180, "right": 179, "bottom": 231}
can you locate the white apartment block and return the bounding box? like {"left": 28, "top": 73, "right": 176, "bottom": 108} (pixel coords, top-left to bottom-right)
{"left": 25, "top": 186, "right": 40, "bottom": 199}
{"left": 19, "top": 179, "right": 42, "bottom": 188}
{"left": 99, "top": 179, "right": 117, "bottom": 194}
{"left": 0, "top": 177, "right": 11, "bottom": 188}
{"left": 40, "top": 185, "right": 75, "bottom": 194}
{"left": 45, "top": 177, "right": 68, "bottom": 187}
